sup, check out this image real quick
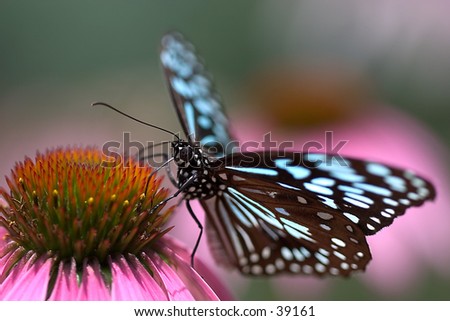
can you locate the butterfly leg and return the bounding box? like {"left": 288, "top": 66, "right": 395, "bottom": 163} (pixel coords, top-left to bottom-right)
{"left": 148, "top": 173, "right": 198, "bottom": 215}
{"left": 140, "top": 152, "right": 178, "bottom": 188}
{"left": 186, "top": 200, "right": 203, "bottom": 268}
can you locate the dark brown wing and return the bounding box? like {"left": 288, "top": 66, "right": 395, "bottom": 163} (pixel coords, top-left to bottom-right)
{"left": 201, "top": 185, "right": 371, "bottom": 276}
{"left": 160, "top": 31, "right": 236, "bottom": 156}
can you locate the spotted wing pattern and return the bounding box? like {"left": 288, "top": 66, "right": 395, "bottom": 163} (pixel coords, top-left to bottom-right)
{"left": 201, "top": 152, "right": 435, "bottom": 275}
{"left": 159, "top": 31, "right": 436, "bottom": 277}
{"left": 160, "top": 32, "right": 236, "bottom": 156}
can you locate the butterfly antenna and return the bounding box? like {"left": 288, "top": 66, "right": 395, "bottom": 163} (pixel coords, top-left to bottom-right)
{"left": 92, "top": 101, "right": 180, "bottom": 140}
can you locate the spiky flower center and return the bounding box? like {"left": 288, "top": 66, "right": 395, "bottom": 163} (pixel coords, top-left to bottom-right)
{"left": 0, "top": 147, "right": 172, "bottom": 265}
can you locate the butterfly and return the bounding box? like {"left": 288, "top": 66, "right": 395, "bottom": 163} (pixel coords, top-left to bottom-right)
{"left": 157, "top": 31, "right": 436, "bottom": 276}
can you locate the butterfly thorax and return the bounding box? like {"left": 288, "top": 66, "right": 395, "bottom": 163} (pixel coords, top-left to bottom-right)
{"left": 172, "top": 140, "right": 223, "bottom": 200}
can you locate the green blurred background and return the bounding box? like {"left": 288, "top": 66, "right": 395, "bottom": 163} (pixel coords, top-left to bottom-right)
{"left": 1, "top": 1, "right": 449, "bottom": 300}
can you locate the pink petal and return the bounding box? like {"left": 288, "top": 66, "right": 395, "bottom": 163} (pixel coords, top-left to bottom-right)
{"left": 1, "top": 253, "right": 52, "bottom": 300}
{"left": 48, "top": 258, "right": 80, "bottom": 300}
{"left": 158, "top": 239, "right": 220, "bottom": 300}
{"left": 0, "top": 242, "right": 25, "bottom": 279}
{"left": 0, "top": 226, "right": 7, "bottom": 245}
{"left": 160, "top": 236, "right": 233, "bottom": 300}
{"left": 0, "top": 248, "right": 30, "bottom": 297}
{"left": 76, "top": 259, "right": 111, "bottom": 300}
{"left": 110, "top": 255, "right": 168, "bottom": 300}
{"left": 143, "top": 252, "right": 195, "bottom": 300}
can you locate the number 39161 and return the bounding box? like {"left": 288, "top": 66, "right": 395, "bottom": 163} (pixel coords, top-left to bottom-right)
{"left": 276, "top": 305, "right": 315, "bottom": 317}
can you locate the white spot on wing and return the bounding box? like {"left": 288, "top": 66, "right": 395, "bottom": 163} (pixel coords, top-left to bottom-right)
{"left": 315, "top": 253, "right": 330, "bottom": 265}
{"left": 251, "top": 265, "right": 263, "bottom": 275}
{"left": 228, "top": 188, "right": 283, "bottom": 229}
{"left": 331, "top": 238, "right": 346, "bottom": 247}
{"left": 317, "top": 212, "right": 334, "bottom": 220}
{"left": 280, "top": 218, "right": 316, "bottom": 243}
{"left": 330, "top": 267, "right": 339, "bottom": 275}
{"left": 353, "top": 183, "right": 392, "bottom": 197}
{"left": 278, "top": 182, "right": 301, "bottom": 191}
{"left": 302, "top": 265, "right": 313, "bottom": 274}
{"left": 333, "top": 251, "right": 346, "bottom": 261}
{"left": 275, "top": 159, "right": 311, "bottom": 179}
{"left": 304, "top": 183, "right": 334, "bottom": 195}
{"left": 345, "top": 193, "right": 374, "bottom": 205}
{"left": 261, "top": 246, "right": 271, "bottom": 259}
{"left": 250, "top": 253, "right": 259, "bottom": 263}
{"left": 300, "top": 247, "right": 311, "bottom": 258}
{"left": 343, "top": 196, "right": 370, "bottom": 209}
{"left": 383, "top": 198, "right": 399, "bottom": 206}
{"left": 281, "top": 247, "right": 293, "bottom": 261}
{"left": 226, "top": 167, "right": 278, "bottom": 176}
{"left": 197, "top": 115, "right": 212, "bottom": 129}
{"left": 366, "top": 163, "right": 391, "bottom": 176}
{"left": 384, "top": 208, "right": 395, "bottom": 214}
{"left": 235, "top": 225, "right": 255, "bottom": 253}
{"left": 218, "top": 173, "right": 227, "bottom": 180}
{"left": 239, "top": 257, "right": 248, "bottom": 266}
{"left": 366, "top": 223, "right": 376, "bottom": 231}
{"left": 338, "top": 185, "right": 364, "bottom": 194}
{"left": 408, "top": 192, "right": 420, "bottom": 200}
{"left": 315, "top": 263, "right": 326, "bottom": 273}
{"left": 330, "top": 172, "right": 365, "bottom": 183}
{"left": 289, "top": 263, "right": 301, "bottom": 273}
{"left": 275, "top": 258, "right": 285, "bottom": 270}
{"left": 292, "top": 248, "right": 305, "bottom": 261}
{"left": 265, "top": 264, "right": 276, "bottom": 275}
{"left": 311, "top": 177, "right": 336, "bottom": 187}
{"left": 385, "top": 176, "right": 406, "bottom": 188}
{"left": 318, "top": 196, "right": 338, "bottom": 209}
{"left": 320, "top": 223, "right": 331, "bottom": 231}
{"left": 275, "top": 207, "right": 289, "bottom": 215}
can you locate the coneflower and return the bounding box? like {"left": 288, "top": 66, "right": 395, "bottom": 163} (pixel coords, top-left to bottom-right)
{"left": 0, "top": 147, "right": 227, "bottom": 300}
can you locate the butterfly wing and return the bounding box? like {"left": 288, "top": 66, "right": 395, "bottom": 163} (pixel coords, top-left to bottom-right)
{"left": 200, "top": 151, "right": 435, "bottom": 276}
{"left": 160, "top": 31, "right": 236, "bottom": 156}
{"left": 201, "top": 187, "right": 372, "bottom": 276}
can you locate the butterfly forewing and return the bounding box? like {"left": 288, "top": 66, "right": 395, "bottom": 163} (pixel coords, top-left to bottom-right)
{"left": 220, "top": 152, "right": 436, "bottom": 235}
{"left": 160, "top": 32, "right": 236, "bottom": 156}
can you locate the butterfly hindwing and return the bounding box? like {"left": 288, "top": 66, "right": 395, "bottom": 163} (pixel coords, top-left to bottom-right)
{"left": 201, "top": 186, "right": 371, "bottom": 276}
{"left": 160, "top": 32, "right": 235, "bottom": 156}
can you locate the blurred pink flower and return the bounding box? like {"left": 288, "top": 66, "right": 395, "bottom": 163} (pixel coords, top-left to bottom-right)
{"left": 0, "top": 147, "right": 229, "bottom": 300}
